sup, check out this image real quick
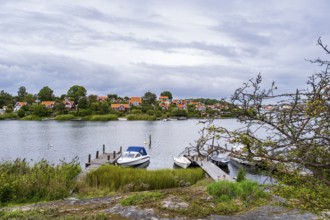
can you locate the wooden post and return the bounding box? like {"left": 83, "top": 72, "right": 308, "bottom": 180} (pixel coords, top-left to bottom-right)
{"left": 107, "top": 155, "right": 110, "bottom": 161}
{"left": 113, "top": 150, "right": 116, "bottom": 159}
{"left": 103, "top": 144, "right": 105, "bottom": 153}
{"left": 188, "top": 149, "right": 190, "bottom": 156}
{"left": 120, "top": 146, "right": 122, "bottom": 154}
{"left": 88, "top": 154, "right": 91, "bottom": 163}
{"left": 96, "top": 150, "right": 99, "bottom": 159}
{"left": 149, "top": 134, "right": 151, "bottom": 148}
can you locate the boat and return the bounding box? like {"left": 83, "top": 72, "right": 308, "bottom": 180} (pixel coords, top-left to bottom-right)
{"left": 117, "top": 146, "right": 150, "bottom": 167}
{"left": 210, "top": 152, "right": 230, "bottom": 167}
{"left": 173, "top": 155, "right": 191, "bottom": 169}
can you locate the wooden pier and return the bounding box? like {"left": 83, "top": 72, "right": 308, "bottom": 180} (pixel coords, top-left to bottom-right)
{"left": 188, "top": 156, "right": 234, "bottom": 181}
{"left": 85, "top": 144, "right": 122, "bottom": 169}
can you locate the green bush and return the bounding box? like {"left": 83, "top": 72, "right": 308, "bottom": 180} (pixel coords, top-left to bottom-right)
{"left": 0, "top": 113, "right": 17, "bottom": 120}
{"left": 54, "top": 114, "right": 76, "bottom": 121}
{"left": 236, "top": 168, "right": 246, "bottom": 182}
{"left": 21, "top": 115, "right": 42, "bottom": 121}
{"left": 126, "top": 114, "right": 156, "bottom": 121}
{"left": 88, "top": 114, "right": 118, "bottom": 121}
{"left": 207, "top": 180, "right": 267, "bottom": 203}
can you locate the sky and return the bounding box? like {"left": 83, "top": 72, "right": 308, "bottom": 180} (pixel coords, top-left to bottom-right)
{"left": 1, "top": 0, "right": 330, "bottom": 100}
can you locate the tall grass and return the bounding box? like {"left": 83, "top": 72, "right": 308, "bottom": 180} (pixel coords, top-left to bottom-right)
{"left": 79, "top": 165, "right": 204, "bottom": 194}
{"left": 54, "top": 114, "right": 76, "bottom": 121}
{"left": 126, "top": 114, "right": 156, "bottom": 121}
{"left": 207, "top": 180, "right": 268, "bottom": 203}
{"left": 0, "top": 159, "right": 81, "bottom": 206}
{"left": 21, "top": 115, "right": 42, "bottom": 120}
{"left": 87, "top": 114, "right": 118, "bottom": 121}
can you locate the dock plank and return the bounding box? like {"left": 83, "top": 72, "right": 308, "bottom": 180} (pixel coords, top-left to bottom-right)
{"left": 195, "top": 160, "right": 234, "bottom": 181}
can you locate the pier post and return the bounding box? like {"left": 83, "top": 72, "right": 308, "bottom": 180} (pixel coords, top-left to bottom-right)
{"left": 113, "top": 150, "right": 116, "bottom": 159}
{"left": 149, "top": 134, "right": 151, "bottom": 148}
{"left": 103, "top": 144, "right": 105, "bottom": 153}
{"left": 107, "top": 155, "right": 110, "bottom": 161}
{"left": 96, "top": 150, "right": 99, "bottom": 159}
{"left": 88, "top": 154, "right": 91, "bottom": 163}
{"left": 120, "top": 146, "right": 122, "bottom": 154}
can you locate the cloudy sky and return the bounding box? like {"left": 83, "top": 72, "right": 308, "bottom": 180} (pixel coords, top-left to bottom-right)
{"left": 1, "top": 0, "right": 329, "bottom": 99}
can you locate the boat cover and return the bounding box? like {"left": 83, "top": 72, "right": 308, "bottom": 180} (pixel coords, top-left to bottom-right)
{"left": 126, "top": 146, "right": 148, "bottom": 156}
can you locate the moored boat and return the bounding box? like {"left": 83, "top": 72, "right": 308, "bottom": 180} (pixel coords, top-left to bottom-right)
{"left": 117, "top": 146, "right": 150, "bottom": 167}
{"left": 210, "top": 152, "right": 230, "bottom": 167}
{"left": 173, "top": 155, "right": 191, "bottom": 169}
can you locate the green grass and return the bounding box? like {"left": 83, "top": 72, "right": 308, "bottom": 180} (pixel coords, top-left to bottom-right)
{"left": 86, "top": 114, "right": 118, "bottom": 121}
{"left": 78, "top": 165, "right": 204, "bottom": 195}
{"left": 126, "top": 114, "right": 156, "bottom": 121}
{"left": 0, "top": 113, "right": 17, "bottom": 120}
{"left": 54, "top": 114, "right": 76, "bottom": 120}
{"left": 0, "top": 159, "right": 81, "bottom": 206}
{"left": 21, "top": 115, "right": 42, "bottom": 120}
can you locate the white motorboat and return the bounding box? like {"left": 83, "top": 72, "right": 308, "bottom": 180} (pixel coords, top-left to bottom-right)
{"left": 173, "top": 155, "right": 191, "bottom": 169}
{"left": 117, "top": 146, "right": 150, "bottom": 167}
{"left": 210, "top": 152, "right": 230, "bottom": 167}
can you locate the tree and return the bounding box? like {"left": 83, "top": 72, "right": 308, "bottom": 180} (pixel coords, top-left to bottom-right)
{"left": 143, "top": 91, "right": 157, "bottom": 105}
{"left": 160, "top": 91, "right": 173, "bottom": 100}
{"left": 31, "top": 104, "right": 50, "bottom": 117}
{"left": 67, "top": 85, "right": 87, "bottom": 104}
{"left": 17, "top": 86, "right": 28, "bottom": 101}
{"left": 201, "top": 38, "right": 330, "bottom": 214}
{"left": 0, "top": 90, "right": 13, "bottom": 107}
{"left": 38, "top": 86, "right": 54, "bottom": 101}
{"left": 78, "top": 97, "right": 88, "bottom": 109}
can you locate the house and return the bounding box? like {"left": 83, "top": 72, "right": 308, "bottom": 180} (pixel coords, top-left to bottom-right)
{"left": 159, "top": 96, "right": 171, "bottom": 104}
{"left": 160, "top": 103, "right": 170, "bottom": 110}
{"left": 196, "top": 103, "right": 206, "bottom": 112}
{"left": 177, "top": 104, "right": 188, "bottom": 110}
{"left": 41, "top": 101, "right": 56, "bottom": 109}
{"left": 97, "top": 96, "right": 108, "bottom": 102}
{"left": 14, "top": 102, "right": 27, "bottom": 112}
{"left": 129, "top": 97, "right": 142, "bottom": 106}
{"left": 111, "top": 103, "right": 129, "bottom": 111}
{"left": 63, "top": 99, "right": 75, "bottom": 109}
{"left": 172, "top": 99, "right": 187, "bottom": 105}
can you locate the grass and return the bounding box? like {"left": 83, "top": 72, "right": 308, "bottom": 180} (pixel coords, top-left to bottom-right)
{"left": 126, "top": 114, "right": 156, "bottom": 121}
{"left": 0, "top": 113, "right": 17, "bottom": 120}
{"left": 121, "top": 191, "right": 163, "bottom": 206}
{"left": 54, "top": 114, "right": 76, "bottom": 120}
{"left": 0, "top": 159, "right": 81, "bottom": 207}
{"left": 78, "top": 165, "right": 204, "bottom": 195}
{"left": 21, "top": 115, "right": 42, "bottom": 120}
{"left": 85, "top": 114, "right": 118, "bottom": 121}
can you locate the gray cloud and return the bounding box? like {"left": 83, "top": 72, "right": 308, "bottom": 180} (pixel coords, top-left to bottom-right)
{"left": 0, "top": 0, "right": 330, "bottom": 100}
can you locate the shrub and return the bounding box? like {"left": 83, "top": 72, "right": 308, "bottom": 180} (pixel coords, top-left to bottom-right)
{"left": 54, "top": 114, "right": 76, "bottom": 121}
{"left": 236, "top": 168, "right": 246, "bottom": 182}
{"left": 88, "top": 114, "right": 118, "bottom": 121}
{"left": 21, "top": 115, "right": 42, "bottom": 121}
{"left": 126, "top": 114, "right": 156, "bottom": 121}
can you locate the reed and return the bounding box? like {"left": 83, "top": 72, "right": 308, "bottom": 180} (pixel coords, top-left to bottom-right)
{"left": 80, "top": 165, "right": 204, "bottom": 194}
{"left": 0, "top": 159, "right": 81, "bottom": 206}
{"left": 207, "top": 180, "right": 268, "bottom": 203}
{"left": 126, "top": 114, "right": 156, "bottom": 121}
{"left": 88, "top": 114, "right": 118, "bottom": 121}
{"left": 21, "top": 115, "right": 42, "bottom": 120}
{"left": 54, "top": 114, "right": 76, "bottom": 120}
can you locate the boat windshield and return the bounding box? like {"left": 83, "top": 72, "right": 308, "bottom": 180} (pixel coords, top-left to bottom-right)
{"left": 135, "top": 153, "right": 141, "bottom": 158}
{"left": 123, "top": 153, "right": 136, "bottom": 158}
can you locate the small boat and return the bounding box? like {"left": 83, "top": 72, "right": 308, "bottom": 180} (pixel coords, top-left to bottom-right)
{"left": 117, "top": 146, "right": 150, "bottom": 167}
{"left": 210, "top": 152, "right": 230, "bottom": 167}
{"left": 173, "top": 155, "right": 191, "bottom": 169}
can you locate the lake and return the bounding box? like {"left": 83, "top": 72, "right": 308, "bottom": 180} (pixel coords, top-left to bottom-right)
{"left": 0, "top": 119, "right": 272, "bottom": 183}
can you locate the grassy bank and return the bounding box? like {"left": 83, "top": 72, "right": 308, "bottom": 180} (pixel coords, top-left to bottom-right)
{"left": 0, "top": 159, "right": 81, "bottom": 206}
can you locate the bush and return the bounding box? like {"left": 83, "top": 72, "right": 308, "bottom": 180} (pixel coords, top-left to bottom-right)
{"left": 0, "top": 113, "right": 17, "bottom": 120}
{"left": 236, "top": 168, "right": 246, "bottom": 182}
{"left": 54, "top": 114, "right": 76, "bottom": 121}
{"left": 21, "top": 115, "right": 42, "bottom": 121}
{"left": 0, "top": 159, "right": 81, "bottom": 206}
{"left": 88, "top": 114, "right": 118, "bottom": 121}
{"left": 207, "top": 180, "right": 267, "bottom": 203}
{"left": 78, "top": 109, "right": 92, "bottom": 117}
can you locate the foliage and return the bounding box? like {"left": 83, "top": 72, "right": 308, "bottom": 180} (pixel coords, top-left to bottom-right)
{"left": 38, "top": 86, "right": 54, "bottom": 101}
{"left": 236, "top": 168, "right": 247, "bottom": 182}
{"left": 78, "top": 165, "right": 204, "bottom": 195}
{"left": 0, "top": 113, "right": 17, "bottom": 120}
{"left": 0, "top": 90, "right": 13, "bottom": 107}
{"left": 86, "top": 114, "right": 118, "bottom": 121}
{"left": 143, "top": 91, "right": 157, "bottom": 105}
{"left": 171, "top": 109, "right": 188, "bottom": 117}
{"left": 30, "top": 104, "right": 50, "bottom": 117}
{"left": 126, "top": 114, "right": 156, "bottom": 120}
{"left": 160, "top": 91, "right": 173, "bottom": 100}
{"left": 67, "top": 85, "right": 87, "bottom": 104}
{"left": 207, "top": 180, "right": 268, "bottom": 203}
{"left": 198, "top": 38, "right": 330, "bottom": 214}
{"left": 17, "top": 86, "right": 28, "bottom": 101}
{"left": 78, "top": 97, "right": 88, "bottom": 109}
{"left": 17, "top": 108, "right": 26, "bottom": 118}
{"left": 121, "top": 191, "right": 163, "bottom": 206}
{"left": 0, "top": 159, "right": 81, "bottom": 206}
{"left": 54, "top": 114, "right": 76, "bottom": 121}
{"left": 21, "top": 115, "right": 42, "bottom": 121}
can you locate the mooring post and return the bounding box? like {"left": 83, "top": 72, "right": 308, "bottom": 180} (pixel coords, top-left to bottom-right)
{"left": 103, "top": 144, "right": 105, "bottom": 153}
{"left": 107, "top": 155, "right": 110, "bottom": 161}
{"left": 113, "top": 150, "right": 116, "bottom": 159}
{"left": 149, "top": 134, "right": 151, "bottom": 148}
{"left": 88, "top": 154, "right": 91, "bottom": 163}
{"left": 96, "top": 150, "right": 99, "bottom": 159}
{"left": 120, "top": 146, "right": 122, "bottom": 154}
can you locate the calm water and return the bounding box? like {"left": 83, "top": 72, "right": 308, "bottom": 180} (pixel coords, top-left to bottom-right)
{"left": 0, "top": 119, "right": 272, "bottom": 183}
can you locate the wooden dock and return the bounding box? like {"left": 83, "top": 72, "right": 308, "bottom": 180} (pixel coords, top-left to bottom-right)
{"left": 188, "top": 156, "right": 234, "bottom": 181}
{"left": 85, "top": 145, "right": 122, "bottom": 168}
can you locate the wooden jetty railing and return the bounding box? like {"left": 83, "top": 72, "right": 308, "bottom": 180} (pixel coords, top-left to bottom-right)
{"left": 85, "top": 144, "right": 122, "bottom": 168}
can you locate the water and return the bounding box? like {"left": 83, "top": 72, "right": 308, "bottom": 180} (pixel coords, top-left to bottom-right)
{"left": 0, "top": 119, "right": 271, "bottom": 183}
